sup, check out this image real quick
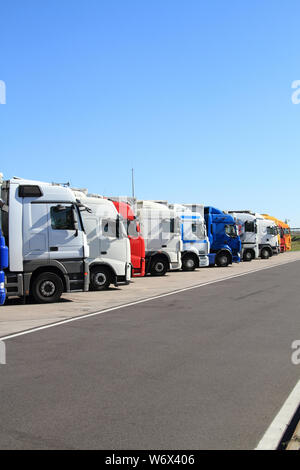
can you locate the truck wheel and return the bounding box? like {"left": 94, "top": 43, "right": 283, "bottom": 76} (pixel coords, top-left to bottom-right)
{"left": 150, "top": 257, "right": 168, "bottom": 276}
{"left": 32, "top": 272, "right": 64, "bottom": 303}
{"left": 216, "top": 252, "right": 230, "bottom": 267}
{"left": 90, "top": 266, "right": 111, "bottom": 290}
{"left": 182, "top": 254, "right": 197, "bottom": 271}
{"left": 261, "top": 248, "right": 270, "bottom": 259}
{"left": 243, "top": 250, "right": 253, "bottom": 262}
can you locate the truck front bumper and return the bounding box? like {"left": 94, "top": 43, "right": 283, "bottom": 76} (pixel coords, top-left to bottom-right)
{"left": 232, "top": 253, "right": 241, "bottom": 263}
{"left": 116, "top": 263, "right": 132, "bottom": 285}
{"left": 199, "top": 255, "right": 209, "bottom": 267}
{"left": 208, "top": 253, "right": 216, "bottom": 266}
{"left": 170, "top": 260, "right": 182, "bottom": 270}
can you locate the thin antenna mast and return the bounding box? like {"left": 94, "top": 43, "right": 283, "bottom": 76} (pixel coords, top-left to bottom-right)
{"left": 131, "top": 168, "right": 135, "bottom": 199}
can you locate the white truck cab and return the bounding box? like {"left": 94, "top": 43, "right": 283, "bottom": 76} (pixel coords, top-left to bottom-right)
{"left": 228, "top": 211, "right": 259, "bottom": 261}
{"left": 169, "top": 203, "right": 210, "bottom": 270}
{"left": 0, "top": 177, "right": 89, "bottom": 303}
{"left": 72, "top": 190, "right": 131, "bottom": 290}
{"left": 228, "top": 210, "right": 279, "bottom": 260}
{"left": 136, "top": 200, "right": 182, "bottom": 275}
{"left": 255, "top": 213, "right": 280, "bottom": 258}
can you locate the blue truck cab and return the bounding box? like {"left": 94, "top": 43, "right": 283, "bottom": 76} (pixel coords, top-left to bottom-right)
{"left": 204, "top": 206, "right": 241, "bottom": 267}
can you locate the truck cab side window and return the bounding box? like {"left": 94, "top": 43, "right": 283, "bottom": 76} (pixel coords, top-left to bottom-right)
{"left": 245, "top": 221, "right": 255, "bottom": 233}
{"left": 50, "top": 206, "right": 75, "bottom": 230}
{"left": 163, "top": 218, "right": 180, "bottom": 234}
{"left": 102, "top": 219, "right": 118, "bottom": 238}
{"left": 127, "top": 220, "right": 139, "bottom": 238}
{"left": 225, "top": 224, "right": 237, "bottom": 238}
{"left": 162, "top": 219, "right": 171, "bottom": 234}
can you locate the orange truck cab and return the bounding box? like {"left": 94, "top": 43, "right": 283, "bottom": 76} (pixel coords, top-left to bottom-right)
{"left": 111, "top": 199, "right": 146, "bottom": 277}
{"left": 262, "top": 215, "right": 291, "bottom": 252}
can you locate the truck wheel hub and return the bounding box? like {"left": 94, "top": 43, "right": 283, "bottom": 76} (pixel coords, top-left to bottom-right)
{"left": 40, "top": 280, "right": 56, "bottom": 297}
{"left": 95, "top": 273, "right": 106, "bottom": 285}
{"left": 155, "top": 262, "right": 164, "bottom": 272}
{"left": 186, "top": 258, "right": 195, "bottom": 268}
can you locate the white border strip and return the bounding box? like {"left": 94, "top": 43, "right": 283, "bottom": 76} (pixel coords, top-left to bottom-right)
{"left": 255, "top": 379, "right": 300, "bottom": 450}
{"left": 1, "top": 258, "right": 299, "bottom": 342}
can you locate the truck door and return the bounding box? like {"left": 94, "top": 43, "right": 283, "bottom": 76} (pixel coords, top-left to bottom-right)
{"left": 182, "top": 216, "right": 199, "bottom": 243}
{"left": 81, "top": 213, "right": 99, "bottom": 260}
{"left": 259, "top": 223, "right": 268, "bottom": 245}
{"left": 144, "top": 213, "right": 160, "bottom": 251}
{"left": 244, "top": 221, "right": 257, "bottom": 245}
{"left": 100, "top": 216, "right": 125, "bottom": 264}
{"left": 47, "top": 203, "right": 84, "bottom": 260}
{"left": 213, "top": 221, "right": 225, "bottom": 249}
{"left": 161, "top": 218, "right": 172, "bottom": 248}
{"left": 23, "top": 202, "right": 49, "bottom": 261}
{"left": 127, "top": 219, "right": 143, "bottom": 270}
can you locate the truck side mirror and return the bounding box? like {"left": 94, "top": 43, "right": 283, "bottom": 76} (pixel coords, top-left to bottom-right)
{"left": 116, "top": 216, "right": 120, "bottom": 239}
{"left": 56, "top": 204, "right": 67, "bottom": 211}
{"left": 72, "top": 207, "right": 79, "bottom": 237}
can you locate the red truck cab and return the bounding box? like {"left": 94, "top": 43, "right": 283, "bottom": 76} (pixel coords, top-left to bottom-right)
{"left": 111, "top": 200, "right": 146, "bottom": 277}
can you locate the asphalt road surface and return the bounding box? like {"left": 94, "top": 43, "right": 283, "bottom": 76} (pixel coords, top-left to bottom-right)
{"left": 0, "top": 261, "right": 299, "bottom": 449}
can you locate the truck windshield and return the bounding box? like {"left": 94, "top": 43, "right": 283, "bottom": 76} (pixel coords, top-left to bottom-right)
{"left": 225, "top": 224, "right": 237, "bottom": 238}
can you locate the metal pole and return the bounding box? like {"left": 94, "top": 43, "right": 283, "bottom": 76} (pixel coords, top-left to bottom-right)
{"left": 131, "top": 168, "right": 135, "bottom": 199}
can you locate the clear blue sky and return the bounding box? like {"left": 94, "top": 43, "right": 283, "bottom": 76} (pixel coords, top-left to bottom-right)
{"left": 1, "top": 0, "right": 299, "bottom": 225}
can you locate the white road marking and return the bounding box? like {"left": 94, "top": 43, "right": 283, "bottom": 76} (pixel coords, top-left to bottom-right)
{"left": 255, "top": 379, "right": 300, "bottom": 450}
{"left": 0, "top": 257, "right": 298, "bottom": 342}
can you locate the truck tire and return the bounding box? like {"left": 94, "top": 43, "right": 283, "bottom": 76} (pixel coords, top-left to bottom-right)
{"left": 90, "top": 266, "right": 111, "bottom": 290}
{"left": 150, "top": 257, "right": 168, "bottom": 276}
{"left": 32, "top": 272, "right": 64, "bottom": 303}
{"left": 215, "top": 252, "right": 230, "bottom": 267}
{"left": 261, "top": 248, "right": 270, "bottom": 259}
{"left": 243, "top": 250, "right": 253, "bottom": 262}
{"left": 182, "top": 254, "right": 197, "bottom": 271}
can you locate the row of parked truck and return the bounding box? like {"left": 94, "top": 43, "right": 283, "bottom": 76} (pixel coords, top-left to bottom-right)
{"left": 0, "top": 176, "right": 292, "bottom": 305}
